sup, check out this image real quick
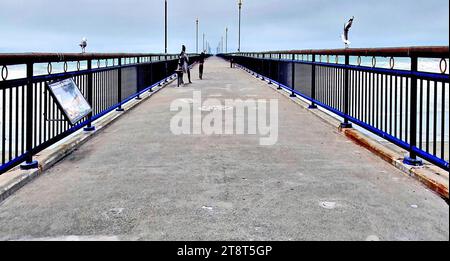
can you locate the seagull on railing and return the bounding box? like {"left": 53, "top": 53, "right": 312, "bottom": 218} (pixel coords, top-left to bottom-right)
{"left": 79, "top": 37, "right": 87, "bottom": 53}
{"left": 341, "top": 17, "right": 354, "bottom": 49}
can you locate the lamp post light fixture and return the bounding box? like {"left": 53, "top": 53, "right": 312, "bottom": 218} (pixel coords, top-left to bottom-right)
{"left": 238, "top": 0, "right": 243, "bottom": 52}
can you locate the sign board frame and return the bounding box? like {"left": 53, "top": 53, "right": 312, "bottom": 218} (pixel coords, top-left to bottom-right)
{"left": 46, "top": 78, "right": 92, "bottom": 125}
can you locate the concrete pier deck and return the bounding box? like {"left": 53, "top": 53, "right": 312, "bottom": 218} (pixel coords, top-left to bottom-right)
{"left": 0, "top": 57, "right": 448, "bottom": 241}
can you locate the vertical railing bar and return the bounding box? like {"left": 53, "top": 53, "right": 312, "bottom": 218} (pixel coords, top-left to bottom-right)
{"left": 441, "top": 81, "right": 445, "bottom": 160}
{"left": 369, "top": 73, "right": 377, "bottom": 127}
{"left": 405, "top": 76, "right": 410, "bottom": 143}
{"left": 389, "top": 75, "right": 393, "bottom": 135}
{"left": 433, "top": 80, "right": 438, "bottom": 156}
{"left": 2, "top": 87, "right": 5, "bottom": 164}
{"left": 21, "top": 84, "right": 25, "bottom": 155}
{"left": 384, "top": 74, "right": 388, "bottom": 132}
{"left": 8, "top": 86, "right": 13, "bottom": 161}
{"left": 357, "top": 70, "right": 361, "bottom": 120}
{"left": 364, "top": 72, "right": 370, "bottom": 122}
{"left": 375, "top": 73, "right": 378, "bottom": 128}
{"left": 38, "top": 81, "right": 42, "bottom": 146}
{"left": 419, "top": 79, "right": 423, "bottom": 149}
{"left": 15, "top": 83, "right": 19, "bottom": 157}
{"left": 394, "top": 76, "right": 398, "bottom": 138}
{"left": 400, "top": 77, "right": 404, "bottom": 141}
{"left": 43, "top": 83, "right": 48, "bottom": 145}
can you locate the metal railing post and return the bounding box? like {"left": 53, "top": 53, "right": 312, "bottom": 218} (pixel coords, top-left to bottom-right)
{"left": 261, "top": 54, "right": 265, "bottom": 81}
{"left": 404, "top": 56, "right": 423, "bottom": 166}
{"left": 164, "top": 55, "right": 169, "bottom": 83}
{"left": 136, "top": 57, "right": 142, "bottom": 100}
{"left": 20, "top": 62, "right": 38, "bottom": 170}
{"left": 340, "top": 55, "right": 352, "bottom": 128}
{"left": 84, "top": 59, "right": 96, "bottom": 132}
{"left": 149, "top": 55, "right": 154, "bottom": 92}
{"left": 277, "top": 53, "right": 282, "bottom": 90}
{"left": 268, "top": 54, "right": 272, "bottom": 84}
{"left": 290, "top": 54, "right": 296, "bottom": 97}
{"left": 309, "top": 54, "right": 318, "bottom": 109}
{"left": 255, "top": 54, "right": 260, "bottom": 79}
{"left": 116, "top": 58, "right": 124, "bottom": 112}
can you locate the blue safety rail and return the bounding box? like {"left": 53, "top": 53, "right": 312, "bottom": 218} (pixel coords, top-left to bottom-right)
{"left": 0, "top": 53, "right": 204, "bottom": 174}
{"left": 219, "top": 47, "right": 449, "bottom": 171}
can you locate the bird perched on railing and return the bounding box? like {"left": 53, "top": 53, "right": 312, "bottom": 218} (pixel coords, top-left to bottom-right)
{"left": 79, "top": 38, "right": 87, "bottom": 53}
{"left": 341, "top": 17, "right": 354, "bottom": 49}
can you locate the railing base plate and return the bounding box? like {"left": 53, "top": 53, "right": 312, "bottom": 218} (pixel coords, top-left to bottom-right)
{"left": 340, "top": 122, "right": 353, "bottom": 129}
{"left": 403, "top": 157, "right": 424, "bottom": 167}
{"left": 20, "top": 161, "right": 39, "bottom": 170}
{"left": 84, "top": 126, "right": 96, "bottom": 132}
{"left": 308, "top": 104, "right": 318, "bottom": 109}
{"left": 116, "top": 108, "right": 125, "bottom": 112}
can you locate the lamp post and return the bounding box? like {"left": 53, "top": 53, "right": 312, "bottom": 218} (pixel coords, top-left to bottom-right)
{"left": 225, "top": 27, "right": 228, "bottom": 53}
{"left": 203, "top": 33, "right": 205, "bottom": 52}
{"left": 238, "top": 0, "right": 243, "bottom": 52}
{"left": 165, "top": 0, "right": 168, "bottom": 54}
{"left": 196, "top": 18, "right": 199, "bottom": 54}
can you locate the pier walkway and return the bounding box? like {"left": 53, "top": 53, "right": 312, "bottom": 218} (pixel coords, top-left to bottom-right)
{"left": 0, "top": 57, "right": 448, "bottom": 241}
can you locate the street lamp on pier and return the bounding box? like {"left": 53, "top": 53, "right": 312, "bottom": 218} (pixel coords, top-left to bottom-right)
{"left": 203, "top": 33, "right": 206, "bottom": 52}
{"left": 165, "top": 0, "right": 168, "bottom": 54}
{"left": 225, "top": 27, "right": 228, "bottom": 53}
{"left": 196, "top": 18, "right": 199, "bottom": 54}
{"left": 238, "top": 0, "right": 243, "bottom": 52}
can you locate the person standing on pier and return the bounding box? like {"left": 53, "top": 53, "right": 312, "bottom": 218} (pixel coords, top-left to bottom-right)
{"left": 180, "top": 45, "right": 192, "bottom": 84}
{"left": 199, "top": 51, "right": 206, "bottom": 80}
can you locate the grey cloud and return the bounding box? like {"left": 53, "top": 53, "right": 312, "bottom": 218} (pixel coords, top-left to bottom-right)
{"left": 0, "top": 0, "right": 448, "bottom": 53}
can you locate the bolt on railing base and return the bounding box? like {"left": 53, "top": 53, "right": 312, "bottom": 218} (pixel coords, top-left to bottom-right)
{"left": 84, "top": 126, "right": 96, "bottom": 132}
{"left": 20, "top": 160, "right": 39, "bottom": 170}
{"left": 403, "top": 157, "right": 424, "bottom": 167}
{"left": 340, "top": 122, "right": 353, "bottom": 129}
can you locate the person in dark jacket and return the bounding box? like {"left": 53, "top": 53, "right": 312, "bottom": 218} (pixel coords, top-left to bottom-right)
{"left": 180, "top": 45, "right": 192, "bottom": 84}
{"left": 199, "top": 52, "right": 206, "bottom": 80}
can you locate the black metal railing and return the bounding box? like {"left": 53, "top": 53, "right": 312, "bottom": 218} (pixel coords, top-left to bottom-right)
{"left": 0, "top": 52, "right": 202, "bottom": 174}
{"left": 219, "top": 47, "right": 449, "bottom": 171}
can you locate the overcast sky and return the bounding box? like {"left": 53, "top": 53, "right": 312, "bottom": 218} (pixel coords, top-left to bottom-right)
{"left": 0, "top": 0, "right": 448, "bottom": 54}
